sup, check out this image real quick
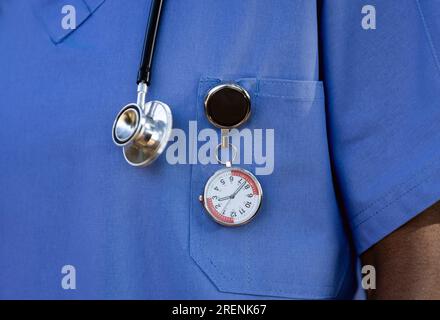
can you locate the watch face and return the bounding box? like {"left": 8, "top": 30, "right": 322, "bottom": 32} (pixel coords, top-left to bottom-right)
{"left": 202, "top": 167, "right": 262, "bottom": 226}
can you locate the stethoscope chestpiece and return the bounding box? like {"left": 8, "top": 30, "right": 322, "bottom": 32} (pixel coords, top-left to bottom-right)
{"left": 112, "top": 82, "right": 172, "bottom": 167}
{"left": 112, "top": 0, "right": 172, "bottom": 167}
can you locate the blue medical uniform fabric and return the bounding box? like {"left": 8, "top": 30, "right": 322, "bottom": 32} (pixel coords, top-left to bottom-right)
{"left": 0, "top": 0, "right": 437, "bottom": 299}
{"left": 320, "top": 0, "right": 440, "bottom": 253}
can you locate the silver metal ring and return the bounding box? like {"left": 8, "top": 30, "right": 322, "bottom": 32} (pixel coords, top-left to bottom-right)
{"left": 214, "top": 143, "right": 238, "bottom": 165}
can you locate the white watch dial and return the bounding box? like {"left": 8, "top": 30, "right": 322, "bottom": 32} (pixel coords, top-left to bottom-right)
{"left": 202, "top": 167, "right": 262, "bottom": 226}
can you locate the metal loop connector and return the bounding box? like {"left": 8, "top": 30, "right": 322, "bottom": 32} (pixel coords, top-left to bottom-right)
{"left": 214, "top": 143, "right": 238, "bottom": 165}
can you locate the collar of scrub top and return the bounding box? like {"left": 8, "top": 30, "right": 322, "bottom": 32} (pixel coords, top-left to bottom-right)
{"left": 112, "top": 0, "right": 173, "bottom": 167}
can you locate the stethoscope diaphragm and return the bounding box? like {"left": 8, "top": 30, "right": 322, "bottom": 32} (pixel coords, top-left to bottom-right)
{"left": 112, "top": 94, "right": 172, "bottom": 167}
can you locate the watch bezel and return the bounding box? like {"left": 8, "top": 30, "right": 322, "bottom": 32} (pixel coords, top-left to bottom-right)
{"left": 202, "top": 167, "right": 263, "bottom": 227}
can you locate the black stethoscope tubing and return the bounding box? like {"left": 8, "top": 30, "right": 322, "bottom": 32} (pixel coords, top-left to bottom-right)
{"left": 137, "top": 0, "right": 164, "bottom": 86}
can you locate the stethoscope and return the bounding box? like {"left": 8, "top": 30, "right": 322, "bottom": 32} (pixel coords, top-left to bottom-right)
{"left": 112, "top": 0, "right": 263, "bottom": 226}
{"left": 112, "top": 0, "right": 172, "bottom": 166}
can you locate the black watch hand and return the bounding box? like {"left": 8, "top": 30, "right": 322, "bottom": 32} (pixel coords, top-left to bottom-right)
{"left": 231, "top": 182, "right": 246, "bottom": 199}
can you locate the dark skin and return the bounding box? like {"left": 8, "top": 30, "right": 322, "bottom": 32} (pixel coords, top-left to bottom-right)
{"left": 361, "top": 201, "right": 440, "bottom": 300}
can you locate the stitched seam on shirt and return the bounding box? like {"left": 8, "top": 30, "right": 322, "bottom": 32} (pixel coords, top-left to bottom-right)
{"left": 189, "top": 79, "right": 208, "bottom": 266}
{"left": 352, "top": 154, "right": 440, "bottom": 220}
{"left": 415, "top": 0, "right": 440, "bottom": 76}
{"left": 258, "top": 80, "right": 323, "bottom": 100}
{"left": 82, "top": 0, "right": 92, "bottom": 12}
{"left": 353, "top": 160, "right": 440, "bottom": 230}
{"left": 201, "top": 78, "right": 323, "bottom": 100}
{"left": 256, "top": 94, "right": 323, "bottom": 101}
{"left": 259, "top": 80, "right": 323, "bottom": 86}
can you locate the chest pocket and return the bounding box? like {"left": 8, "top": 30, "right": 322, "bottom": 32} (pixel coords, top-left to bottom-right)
{"left": 189, "top": 77, "right": 352, "bottom": 299}
{"left": 34, "top": 0, "right": 105, "bottom": 44}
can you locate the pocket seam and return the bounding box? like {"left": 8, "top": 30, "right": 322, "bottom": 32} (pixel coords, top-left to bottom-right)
{"left": 190, "top": 76, "right": 345, "bottom": 299}
{"left": 256, "top": 94, "right": 324, "bottom": 101}
{"left": 201, "top": 78, "right": 324, "bottom": 101}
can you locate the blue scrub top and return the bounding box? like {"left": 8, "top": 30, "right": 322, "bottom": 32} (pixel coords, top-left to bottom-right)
{"left": 0, "top": 0, "right": 439, "bottom": 299}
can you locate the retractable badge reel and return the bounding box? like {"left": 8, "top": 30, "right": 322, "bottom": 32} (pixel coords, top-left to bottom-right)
{"left": 199, "top": 84, "right": 263, "bottom": 226}
{"left": 112, "top": 0, "right": 172, "bottom": 166}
